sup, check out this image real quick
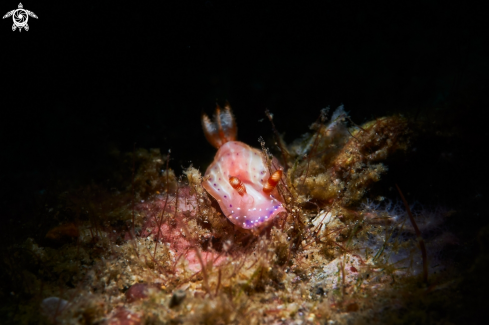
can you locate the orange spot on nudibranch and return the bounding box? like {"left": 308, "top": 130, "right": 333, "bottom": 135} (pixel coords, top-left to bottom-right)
{"left": 229, "top": 176, "right": 246, "bottom": 196}
{"left": 263, "top": 169, "right": 282, "bottom": 194}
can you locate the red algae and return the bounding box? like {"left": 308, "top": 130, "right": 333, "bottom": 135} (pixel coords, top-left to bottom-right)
{"left": 134, "top": 185, "right": 229, "bottom": 272}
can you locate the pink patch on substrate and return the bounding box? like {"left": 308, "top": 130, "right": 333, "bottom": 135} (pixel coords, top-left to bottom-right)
{"left": 125, "top": 283, "right": 154, "bottom": 303}
{"left": 105, "top": 307, "right": 141, "bottom": 325}
{"left": 133, "top": 187, "right": 226, "bottom": 273}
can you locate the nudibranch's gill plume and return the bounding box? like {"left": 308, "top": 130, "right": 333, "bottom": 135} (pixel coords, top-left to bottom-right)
{"left": 201, "top": 102, "right": 237, "bottom": 149}
{"left": 201, "top": 103, "right": 286, "bottom": 229}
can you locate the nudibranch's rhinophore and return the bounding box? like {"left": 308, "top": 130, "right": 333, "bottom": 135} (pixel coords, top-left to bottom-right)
{"left": 202, "top": 103, "right": 286, "bottom": 229}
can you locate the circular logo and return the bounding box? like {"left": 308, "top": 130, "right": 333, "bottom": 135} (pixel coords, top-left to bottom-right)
{"left": 13, "top": 9, "right": 28, "bottom": 28}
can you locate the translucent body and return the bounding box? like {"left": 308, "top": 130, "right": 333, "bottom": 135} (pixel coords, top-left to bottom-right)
{"left": 203, "top": 141, "right": 285, "bottom": 229}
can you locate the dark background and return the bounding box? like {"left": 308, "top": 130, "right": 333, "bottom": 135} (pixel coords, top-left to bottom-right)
{"left": 1, "top": 0, "right": 487, "bottom": 232}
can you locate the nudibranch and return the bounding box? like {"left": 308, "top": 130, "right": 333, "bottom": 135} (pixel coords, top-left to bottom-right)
{"left": 202, "top": 103, "right": 286, "bottom": 229}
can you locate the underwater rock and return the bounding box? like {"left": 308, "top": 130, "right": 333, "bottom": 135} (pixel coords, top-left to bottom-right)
{"left": 169, "top": 289, "right": 186, "bottom": 308}
{"left": 45, "top": 223, "right": 79, "bottom": 244}
{"left": 41, "top": 297, "right": 69, "bottom": 323}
